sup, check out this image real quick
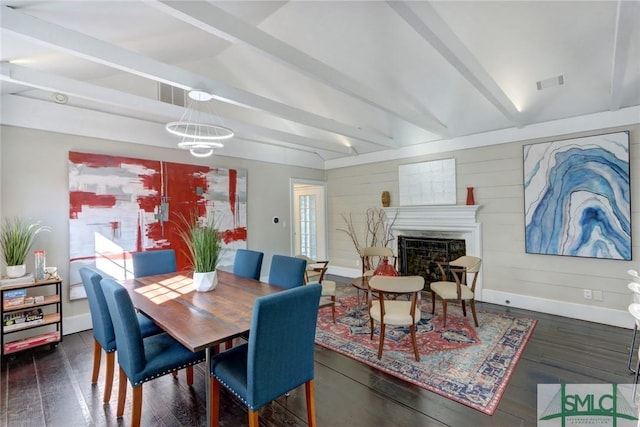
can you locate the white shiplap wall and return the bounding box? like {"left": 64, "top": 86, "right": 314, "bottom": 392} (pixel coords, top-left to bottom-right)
{"left": 327, "top": 125, "right": 640, "bottom": 327}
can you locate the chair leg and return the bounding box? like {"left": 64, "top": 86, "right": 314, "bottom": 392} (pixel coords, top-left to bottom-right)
{"left": 331, "top": 296, "right": 336, "bottom": 323}
{"left": 469, "top": 299, "right": 479, "bottom": 327}
{"left": 629, "top": 323, "right": 638, "bottom": 373}
{"left": 132, "top": 385, "right": 142, "bottom": 427}
{"left": 91, "top": 339, "right": 102, "bottom": 384}
{"left": 248, "top": 410, "right": 259, "bottom": 427}
{"left": 634, "top": 352, "right": 640, "bottom": 397}
{"left": 442, "top": 301, "right": 448, "bottom": 327}
{"left": 410, "top": 324, "right": 420, "bottom": 362}
{"left": 461, "top": 300, "right": 467, "bottom": 317}
{"left": 117, "top": 366, "right": 127, "bottom": 418}
{"left": 305, "top": 380, "right": 317, "bottom": 427}
{"left": 370, "top": 317, "right": 374, "bottom": 340}
{"left": 104, "top": 351, "right": 115, "bottom": 403}
{"left": 186, "top": 366, "right": 194, "bottom": 386}
{"left": 431, "top": 291, "right": 436, "bottom": 314}
{"left": 210, "top": 377, "right": 220, "bottom": 427}
{"left": 377, "top": 322, "right": 386, "bottom": 359}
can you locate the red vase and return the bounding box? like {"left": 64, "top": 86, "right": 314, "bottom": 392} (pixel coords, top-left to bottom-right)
{"left": 466, "top": 187, "right": 475, "bottom": 205}
{"left": 373, "top": 258, "right": 399, "bottom": 276}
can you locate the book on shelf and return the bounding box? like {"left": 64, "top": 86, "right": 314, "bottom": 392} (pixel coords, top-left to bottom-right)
{"left": 0, "top": 273, "right": 35, "bottom": 287}
{"left": 3, "top": 308, "right": 44, "bottom": 331}
{"left": 2, "top": 288, "right": 28, "bottom": 308}
{"left": 4, "top": 331, "right": 59, "bottom": 353}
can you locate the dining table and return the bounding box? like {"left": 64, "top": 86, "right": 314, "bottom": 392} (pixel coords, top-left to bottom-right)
{"left": 120, "top": 269, "right": 285, "bottom": 427}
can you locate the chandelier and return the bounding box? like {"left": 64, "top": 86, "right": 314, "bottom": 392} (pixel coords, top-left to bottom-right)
{"left": 166, "top": 90, "right": 233, "bottom": 157}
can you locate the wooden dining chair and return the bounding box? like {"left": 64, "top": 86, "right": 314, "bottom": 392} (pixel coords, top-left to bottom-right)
{"left": 210, "top": 283, "right": 322, "bottom": 427}
{"left": 233, "top": 249, "right": 264, "bottom": 280}
{"left": 268, "top": 255, "right": 307, "bottom": 289}
{"left": 431, "top": 256, "right": 482, "bottom": 327}
{"left": 305, "top": 264, "right": 336, "bottom": 323}
{"left": 361, "top": 247, "right": 397, "bottom": 277}
{"left": 131, "top": 249, "right": 177, "bottom": 278}
{"left": 79, "top": 267, "right": 163, "bottom": 403}
{"left": 368, "top": 275, "right": 424, "bottom": 361}
{"left": 100, "top": 278, "right": 205, "bottom": 427}
{"left": 296, "top": 254, "right": 329, "bottom": 284}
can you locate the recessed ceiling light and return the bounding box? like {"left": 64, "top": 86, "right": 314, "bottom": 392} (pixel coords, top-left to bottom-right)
{"left": 536, "top": 74, "right": 565, "bottom": 90}
{"left": 52, "top": 93, "right": 68, "bottom": 104}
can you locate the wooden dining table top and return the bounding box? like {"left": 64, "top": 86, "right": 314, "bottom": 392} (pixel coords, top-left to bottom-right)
{"left": 120, "top": 269, "right": 284, "bottom": 353}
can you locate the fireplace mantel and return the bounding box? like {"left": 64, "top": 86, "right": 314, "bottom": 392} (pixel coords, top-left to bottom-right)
{"left": 382, "top": 205, "right": 484, "bottom": 298}
{"left": 382, "top": 205, "right": 479, "bottom": 231}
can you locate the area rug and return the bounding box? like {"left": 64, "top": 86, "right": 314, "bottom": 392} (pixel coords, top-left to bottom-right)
{"left": 315, "top": 285, "right": 536, "bottom": 415}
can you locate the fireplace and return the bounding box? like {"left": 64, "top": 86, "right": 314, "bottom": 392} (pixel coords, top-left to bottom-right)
{"left": 382, "top": 205, "right": 483, "bottom": 298}
{"left": 398, "top": 236, "right": 466, "bottom": 290}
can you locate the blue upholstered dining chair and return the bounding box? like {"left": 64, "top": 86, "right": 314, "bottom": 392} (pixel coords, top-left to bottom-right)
{"left": 131, "top": 249, "right": 177, "bottom": 278}
{"left": 233, "top": 249, "right": 264, "bottom": 280}
{"left": 79, "top": 267, "right": 162, "bottom": 403}
{"left": 210, "top": 283, "right": 322, "bottom": 427}
{"left": 267, "top": 254, "right": 307, "bottom": 289}
{"left": 100, "top": 278, "right": 205, "bottom": 427}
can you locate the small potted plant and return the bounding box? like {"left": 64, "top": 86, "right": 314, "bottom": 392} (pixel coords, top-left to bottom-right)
{"left": 0, "top": 217, "right": 51, "bottom": 278}
{"left": 177, "top": 212, "right": 223, "bottom": 292}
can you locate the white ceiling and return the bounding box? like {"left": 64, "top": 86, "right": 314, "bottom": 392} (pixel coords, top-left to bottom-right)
{"left": 1, "top": 1, "right": 639, "bottom": 169}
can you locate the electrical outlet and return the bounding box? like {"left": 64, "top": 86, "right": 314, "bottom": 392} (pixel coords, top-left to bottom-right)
{"left": 593, "top": 290, "right": 603, "bottom": 301}
{"left": 583, "top": 289, "right": 593, "bottom": 300}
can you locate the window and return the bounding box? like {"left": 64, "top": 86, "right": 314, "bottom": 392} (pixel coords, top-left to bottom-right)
{"left": 299, "top": 195, "right": 317, "bottom": 259}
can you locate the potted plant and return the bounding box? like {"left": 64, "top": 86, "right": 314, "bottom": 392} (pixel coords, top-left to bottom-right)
{"left": 0, "top": 217, "right": 51, "bottom": 278}
{"left": 177, "top": 212, "right": 223, "bottom": 292}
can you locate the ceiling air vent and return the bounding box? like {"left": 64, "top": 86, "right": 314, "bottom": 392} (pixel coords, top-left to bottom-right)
{"left": 158, "top": 83, "right": 187, "bottom": 107}
{"left": 536, "top": 74, "right": 565, "bottom": 90}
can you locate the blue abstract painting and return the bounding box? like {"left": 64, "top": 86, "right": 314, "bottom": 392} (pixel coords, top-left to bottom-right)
{"left": 524, "top": 131, "right": 630, "bottom": 260}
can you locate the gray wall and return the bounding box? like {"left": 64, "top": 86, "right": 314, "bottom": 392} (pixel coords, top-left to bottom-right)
{"left": 0, "top": 125, "right": 324, "bottom": 332}
{"left": 327, "top": 125, "right": 640, "bottom": 327}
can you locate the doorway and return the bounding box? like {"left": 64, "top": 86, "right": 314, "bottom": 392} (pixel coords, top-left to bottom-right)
{"left": 291, "top": 179, "right": 327, "bottom": 261}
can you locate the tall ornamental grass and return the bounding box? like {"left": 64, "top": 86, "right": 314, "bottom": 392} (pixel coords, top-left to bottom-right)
{"left": 0, "top": 217, "right": 51, "bottom": 267}
{"left": 177, "top": 213, "right": 222, "bottom": 273}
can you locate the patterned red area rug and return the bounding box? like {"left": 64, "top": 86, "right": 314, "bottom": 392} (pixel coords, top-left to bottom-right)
{"left": 315, "top": 286, "right": 536, "bottom": 415}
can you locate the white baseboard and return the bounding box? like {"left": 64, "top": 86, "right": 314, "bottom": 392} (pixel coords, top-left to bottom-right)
{"left": 327, "top": 267, "right": 632, "bottom": 329}
{"left": 481, "top": 289, "right": 631, "bottom": 329}
{"left": 62, "top": 312, "right": 93, "bottom": 335}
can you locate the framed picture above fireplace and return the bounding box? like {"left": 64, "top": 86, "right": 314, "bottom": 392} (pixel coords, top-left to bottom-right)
{"left": 399, "top": 158, "right": 456, "bottom": 206}
{"left": 523, "top": 131, "right": 630, "bottom": 260}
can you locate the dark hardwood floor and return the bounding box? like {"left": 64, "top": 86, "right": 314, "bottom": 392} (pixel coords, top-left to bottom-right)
{"left": 1, "top": 276, "right": 634, "bottom": 427}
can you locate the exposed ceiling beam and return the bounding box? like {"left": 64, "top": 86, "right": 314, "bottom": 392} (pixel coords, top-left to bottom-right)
{"left": 148, "top": 0, "right": 448, "bottom": 136}
{"left": 0, "top": 63, "right": 353, "bottom": 155}
{"left": 1, "top": 5, "right": 397, "bottom": 148}
{"left": 388, "top": 1, "right": 522, "bottom": 125}
{"left": 609, "top": 0, "right": 639, "bottom": 111}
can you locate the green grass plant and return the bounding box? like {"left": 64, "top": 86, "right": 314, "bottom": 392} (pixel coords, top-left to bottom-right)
{"left": 0, "top": 217, "right": 51, "bottom": 267}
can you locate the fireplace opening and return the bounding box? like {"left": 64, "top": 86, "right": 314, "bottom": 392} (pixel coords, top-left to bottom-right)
{"left": 398, "top": 236, "right": 466, "bottom": 290}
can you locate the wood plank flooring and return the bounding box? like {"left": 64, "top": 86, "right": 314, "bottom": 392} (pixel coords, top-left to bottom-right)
{"left": 1, "top": 277, "right": 634, "bottom": 426}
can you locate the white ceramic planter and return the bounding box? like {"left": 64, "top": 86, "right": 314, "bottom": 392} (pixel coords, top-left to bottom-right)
{"left": 6, "top": 264, "right": 26, "bottom": 278}
{"left": 193, "top": 270, "right": 218, "bottom": 292}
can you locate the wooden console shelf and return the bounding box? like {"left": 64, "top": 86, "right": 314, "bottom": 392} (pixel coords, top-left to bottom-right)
{"left": 1, "top": 278, "right": 63, "bottom": 357}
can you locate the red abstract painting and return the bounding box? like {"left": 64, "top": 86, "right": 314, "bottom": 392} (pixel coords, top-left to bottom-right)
{"left": 68, "top": 151, "right": 247, "bottom": 299}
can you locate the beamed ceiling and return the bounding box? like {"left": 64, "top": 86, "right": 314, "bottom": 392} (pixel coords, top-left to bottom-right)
{"left": 1, "top": 1, "right": 639, "bottom": 169}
